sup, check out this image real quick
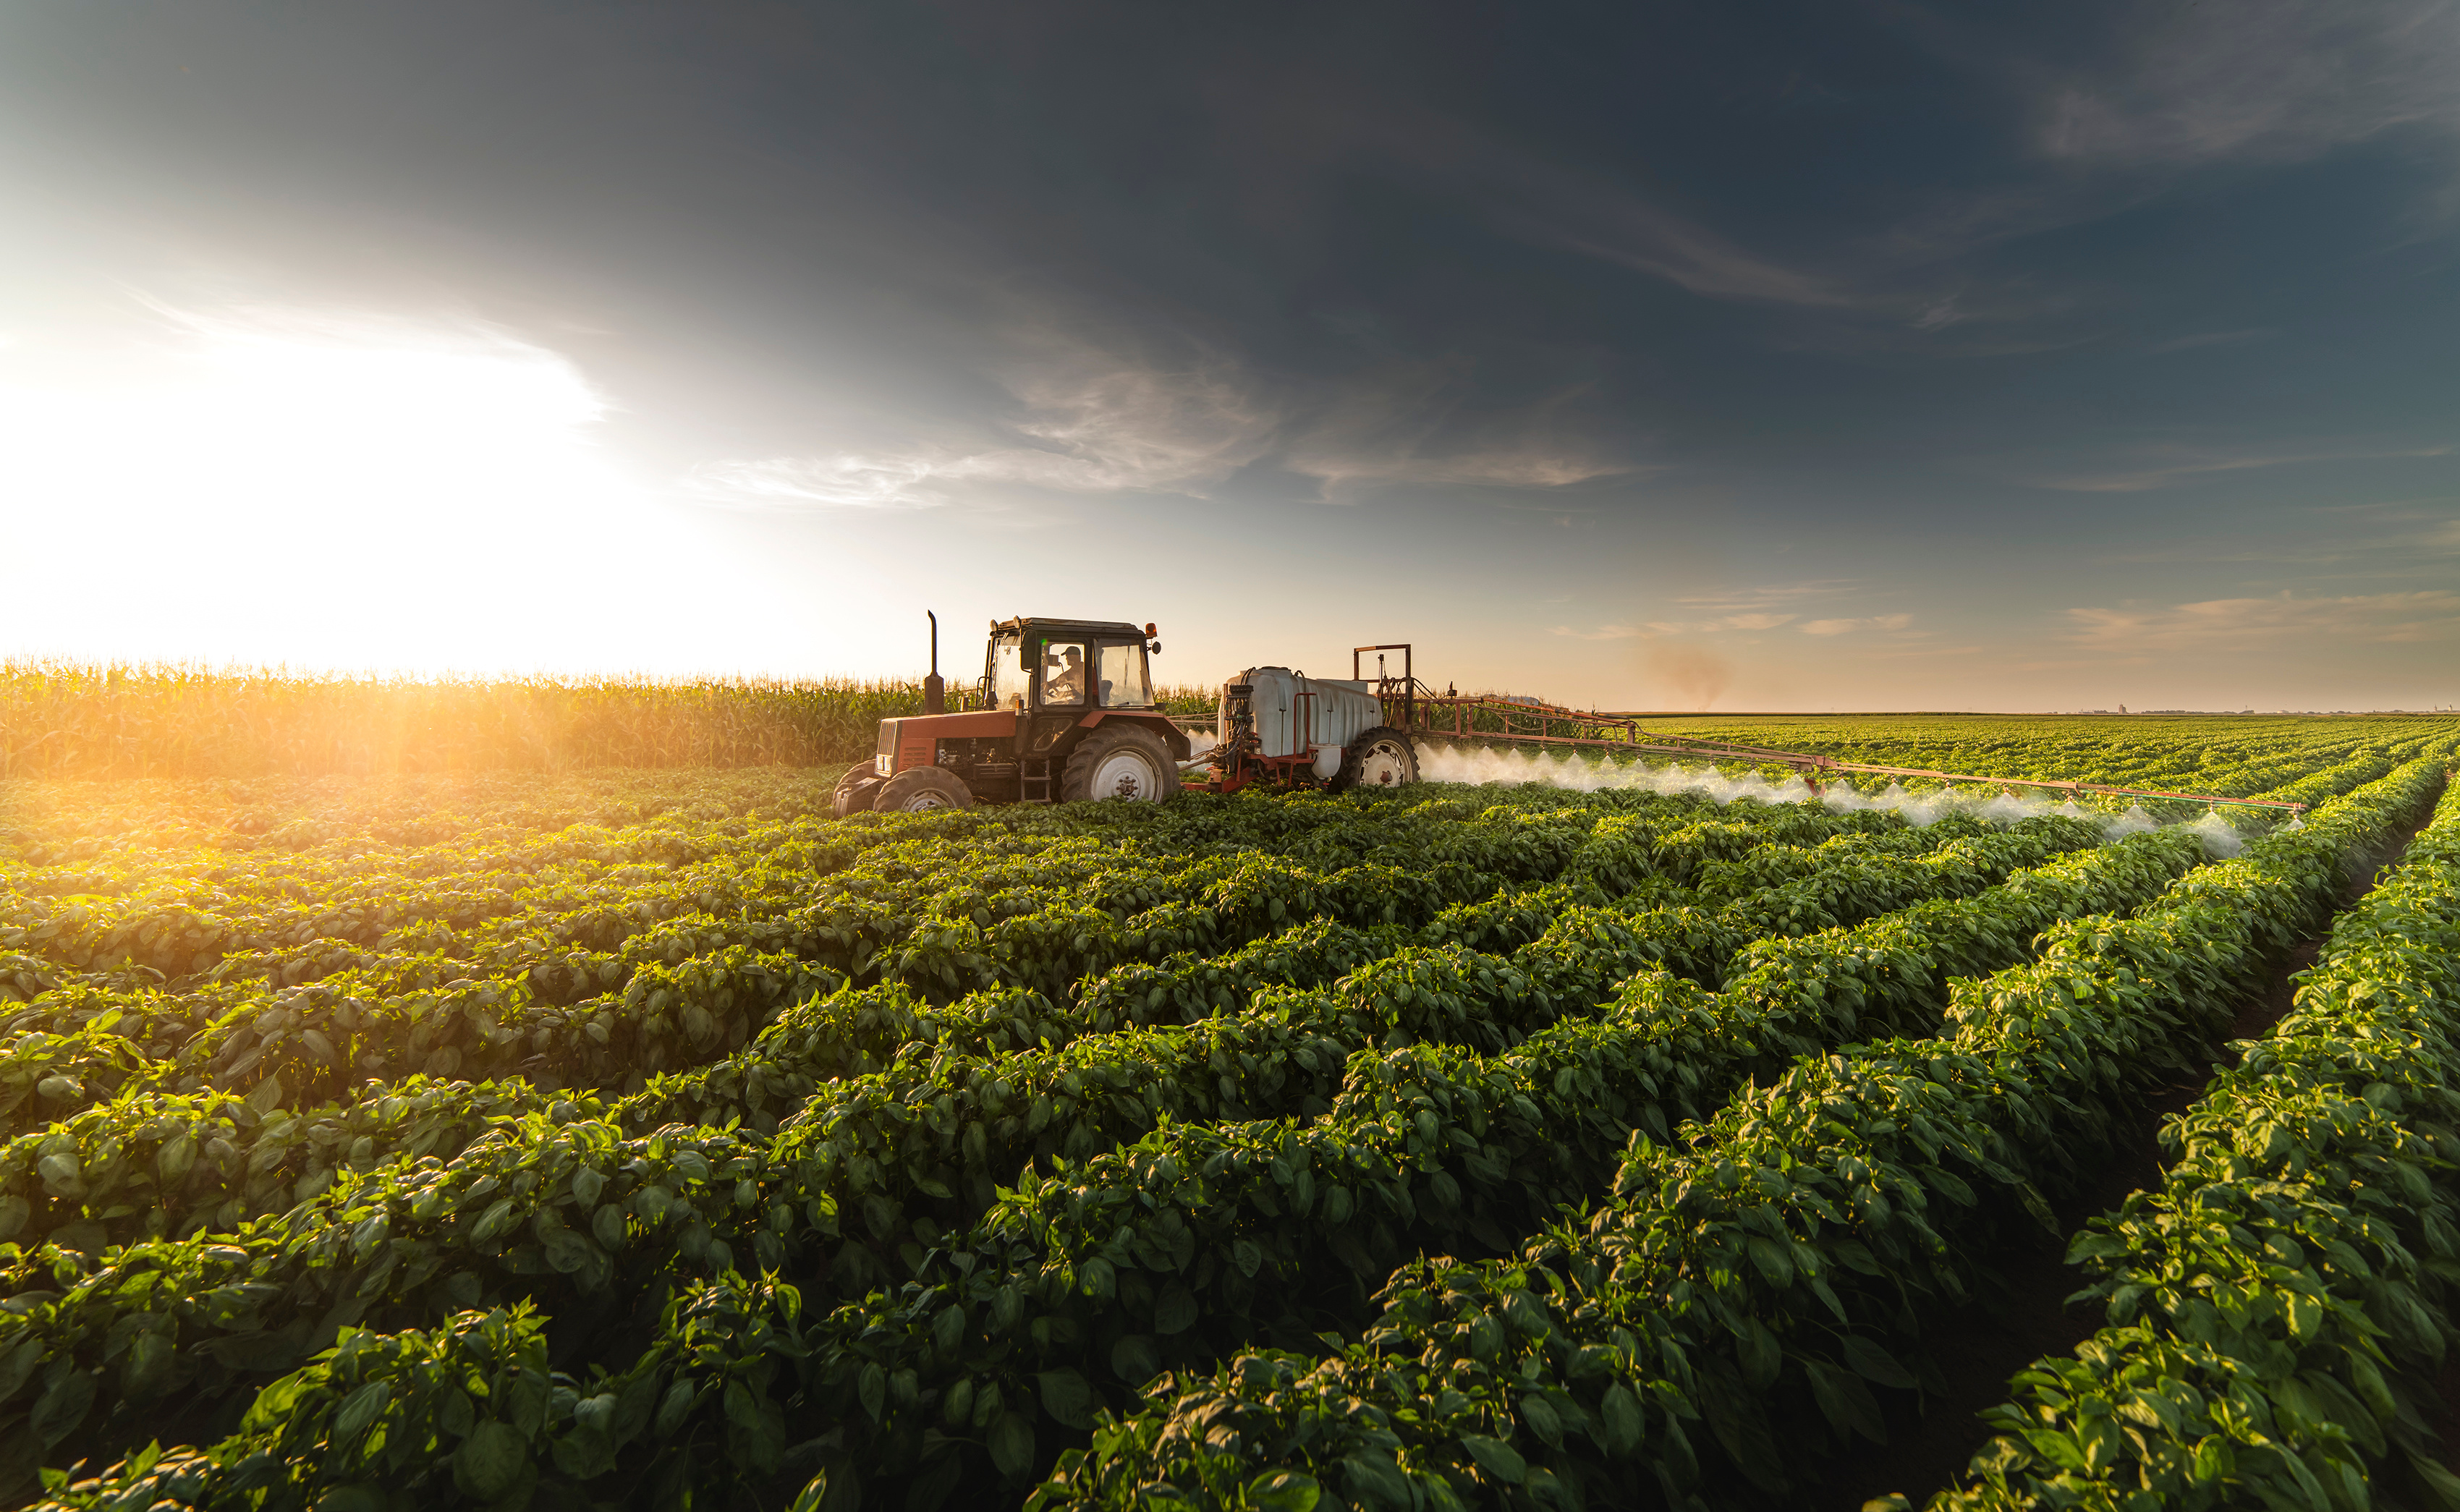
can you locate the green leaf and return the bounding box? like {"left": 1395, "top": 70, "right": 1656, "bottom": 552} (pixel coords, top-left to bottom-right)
{"left": 1525, "top": 1469, "right": 1580, "bottom": 1512}
{"left": 1340, "top": 1452, "right": 1414, "bottom": 1510}
{"left": 1111, "top": 1334, "right": 1160, "bottom": 1385}
{"left": 1805, "top": 1360, "right": 1886, "bottom": 1445}
{"left": 332, "top": 1380, "right": 392, "bottom": 1448}
{"left": 1038, "top": 1368, "right": 1097, "bottom": 1430}
{"left": 1746, "top": 1235, "right": 1794, "bottom": 1288}
{"left": 1467, "top": 1314, "right": 1504, "bottom": 1362}
{"left": 858, "top": 1364, "right": 886, "bottom": 1422}
{"left": 724, "top": 1379, "right": 788, "bottom": 1476}
{"left": 658, "top": 1378, "right": 700, "bottom": 1437}
{"left": 612, "top": 1368, "right": 662, "bottom": 1444}
{"left": 1519, "top": 1393, "right": 1564, "bottom": 1449}
{"left": 2406, "top": 1450, "right": 2460, "bottom": 1512}
{"left": 2285, "top": 1290, "right": 2321, "bottom": 1340}
{"left": 119, "top": 1331, "right": 174, "bottom": 1399}
{"left": 451, "top": 1421, "right": 527, "bottom": 1501}
{"left": 1841, "top": 1335, "right": 1917, "bottom": 1390}
{"left": 540, "top": 1228, "right": 599, "bottom": 1275}
{"left": 1737, "top": 1318, "right": 1781, "bottom": 1390}
{"left": 550, "top": 1426, "right": 618, "bottom": 1481}
{"left": 1600, "top": 1383, "right": 1645, "bottom": 1457}
{"left": 30, "top": 1369, "right": 95, "bottom": 1448}
{"left": 1153, "top": 1284, "right": 1199, "bottom": 1336}
{"left": 989, "top": 1411, "right": 1035, "bottom": 1479}
{"left": 2064, "top": 1231, "right": 2127, "bottom": 1263}
{"left": 1241, "top": 1473, "right": 1320, "bottom": 1512}
{"left": 1460, "top": 1435, "right": 1525, "bottom": 1484}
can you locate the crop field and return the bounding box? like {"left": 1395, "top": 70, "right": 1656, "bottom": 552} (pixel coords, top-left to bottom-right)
{"left": 0, "top": 661, "right": 1219, "bottom": 779}
{"left": 4, "top": 715, "right": 2459, "bottom": 1512}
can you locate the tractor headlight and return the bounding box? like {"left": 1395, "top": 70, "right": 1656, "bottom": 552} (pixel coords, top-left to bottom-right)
{"left": 875, "top": 753, "right": 894, "bottom": 776}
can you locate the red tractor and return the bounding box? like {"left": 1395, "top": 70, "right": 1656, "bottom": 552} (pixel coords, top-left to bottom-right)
{"left": 834, "top": 615, "right": 1192, "bottom": 815}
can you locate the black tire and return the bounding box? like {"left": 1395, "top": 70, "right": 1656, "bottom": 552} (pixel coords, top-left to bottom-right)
{"left": 1333, "top": 726, "right": 1417, "bottom": 791}
{"left": 1059, "top": 724, "right": 1176, "bottom": 803}
{"left": 833, "top": 768, "right": 884, "bottom": 817}
{"left": 875, "top": 767, "right": 976, "bottom": 812}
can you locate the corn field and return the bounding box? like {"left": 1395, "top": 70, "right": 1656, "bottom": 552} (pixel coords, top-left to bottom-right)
{"left": 0, "top": 662, "right": 1225, "bottom": 778}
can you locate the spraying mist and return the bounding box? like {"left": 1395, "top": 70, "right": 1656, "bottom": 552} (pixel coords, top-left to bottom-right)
{"left": 1408, "top": 742, "right": 2253, "bottom": 857}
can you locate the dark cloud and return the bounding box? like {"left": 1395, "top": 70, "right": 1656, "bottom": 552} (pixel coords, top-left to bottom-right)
{"left": 4, "top": 0, "right": 2456, "bottom": 703}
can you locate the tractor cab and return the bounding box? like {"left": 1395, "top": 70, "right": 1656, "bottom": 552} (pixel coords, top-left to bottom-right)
{"left": 985, "top": 615, "right": 1158, "bottom": 716}
{"left": 834, "top": 615, "right": 1191, "bottom": 815}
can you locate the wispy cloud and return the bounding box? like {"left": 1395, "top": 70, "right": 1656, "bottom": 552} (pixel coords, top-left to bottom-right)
{"left": 1673, "top": 580, "right": 1859, "bottom": 613}
{"left": 1801, "top": 613, "right": 1914, "bottom": 636}
{"left": 2033, "top": 1, "right": 2460, "bottom": 171}
{"left": 682, "top": 344, "right": 1273, "bottom": 510}
{"left": 684, "top": 318, "right": 1634, "bottom": 509}
{"left": 1845, "top": 1, "right": 2460, "bottom": 339}
{"left": 1549, "top": 624, "right": 1642, "bottom": 640}
{"left": 1553, "top": 604, "right": 1834, "bottom": 640}
{"left": 2064, "top": 589, "right": 2460, "bottom": 652}
{"left": 2019, "top": 441, "right": 2453, "bottom": 493}
{"left": 682, "top": 454, "right": 952, "bottom": 510}
{"left": 1636, "top": 612, "right": 1798, "bottom": 634}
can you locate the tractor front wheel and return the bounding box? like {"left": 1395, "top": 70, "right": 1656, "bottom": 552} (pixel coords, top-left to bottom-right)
{"left": 1334, "top": 726, "right": 1418, "bottom": 791}
{"left": 1060, "top": 726, "right": 1177, "bottom": 803}
{"left": 832, "top": 768, "right": 884, "bottom": 817}
{"left": 875, "top": 768, "right": 977, "bottom": 812}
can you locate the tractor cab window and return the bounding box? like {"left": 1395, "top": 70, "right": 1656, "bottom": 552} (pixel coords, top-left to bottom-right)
{"left": 1097, "top": 640, "right": 1153, "bottom": 708}
{"left": 990, "top": 637, "right": 1031, "bottom": 710}
{"left": 1039, "top": 640, "right": 1089, "bottom": 705}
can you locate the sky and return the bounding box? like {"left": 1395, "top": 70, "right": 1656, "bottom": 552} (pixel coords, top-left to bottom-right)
{"left": 2, "top": 1, "right": 2456, "bottom": 711}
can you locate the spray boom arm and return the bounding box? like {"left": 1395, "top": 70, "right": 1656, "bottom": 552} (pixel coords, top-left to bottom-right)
{"left": 1345, "top": 648, "right": 2308, "bottom": 815}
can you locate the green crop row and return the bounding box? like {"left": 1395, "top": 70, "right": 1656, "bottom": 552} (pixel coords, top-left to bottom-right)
{"left": 0, "top": 815, "right": 2032, "bottom": 1280}
{"left": 0, "top": 817, "right": 2187, "bottom": 1503}
{"left": 755, "top": 821, "right": 2106, "bottom": 1293}
{"left": 0, "top": 793, "right": 1888, "bottom": 1137}
{"left": 1922, "top": 769, "right": 2460, "bottom": 1511}
{"left": 1021, "top": 756, "right": 2446, "bottom": 1512}
{"left": 623, "top": 814, "right": 2008, "bottom": 1137}
{"left": 5, "top": 734, "right": 2446, "bottom": 1512}
{"left": 1637, "top": 717, "right": 2456, "bottom": 809}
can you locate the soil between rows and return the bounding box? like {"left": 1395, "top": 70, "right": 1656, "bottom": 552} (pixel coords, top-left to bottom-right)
{"left": 1820, "top": 790, "right": 2452, "bottom": 1509}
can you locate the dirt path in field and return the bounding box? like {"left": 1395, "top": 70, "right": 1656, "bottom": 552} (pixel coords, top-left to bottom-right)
{"left": 1824, "top": 783, "right": 2451, "bottom": 1509}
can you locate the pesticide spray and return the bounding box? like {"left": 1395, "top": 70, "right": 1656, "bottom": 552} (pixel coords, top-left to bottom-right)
{"left": 1409, "top": 742, "right": 2252, "bottom": 856}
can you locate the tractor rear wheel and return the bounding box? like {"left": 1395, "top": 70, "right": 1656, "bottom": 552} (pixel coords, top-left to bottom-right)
{"left": 875, "top": 768, "right": 976, "bottom": 812}
{"left": 1334, "top": 726, "right": 1417, "bottom": 791}
{"left": 1060, "top": 725, "right": 1176, "bottom": 803}
{"left": 833, "top": 768, "right": 884, "bottom": 817}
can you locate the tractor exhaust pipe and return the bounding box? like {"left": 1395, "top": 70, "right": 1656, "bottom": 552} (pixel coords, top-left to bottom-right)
{"left": 923, "top": 611, "right": 945, "bottom": 715}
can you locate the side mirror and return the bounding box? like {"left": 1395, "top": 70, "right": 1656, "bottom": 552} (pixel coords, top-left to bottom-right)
{"left": 1148, "top": 641, "right": 1162, "bottom": 655}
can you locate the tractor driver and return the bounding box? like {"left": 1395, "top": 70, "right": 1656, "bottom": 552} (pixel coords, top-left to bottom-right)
{"left": 1043, "top": 645, "right": 1085, "bottom": 704}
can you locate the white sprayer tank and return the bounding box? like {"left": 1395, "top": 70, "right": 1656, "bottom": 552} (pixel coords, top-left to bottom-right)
{"left": 1223, "top": 668, "right": 1387, "bottom": 777}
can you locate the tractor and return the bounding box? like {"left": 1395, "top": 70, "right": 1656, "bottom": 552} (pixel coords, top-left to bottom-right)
{"left": 834, "top": 615, "right": 1192, "bottom": 815}
{"left": 836, "top": 616, "right": 1428, "bottom": 814}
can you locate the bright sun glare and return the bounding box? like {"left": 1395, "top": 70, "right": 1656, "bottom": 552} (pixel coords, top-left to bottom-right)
{"left": 1, "top": 301, "right": 826, "bottom": 675}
